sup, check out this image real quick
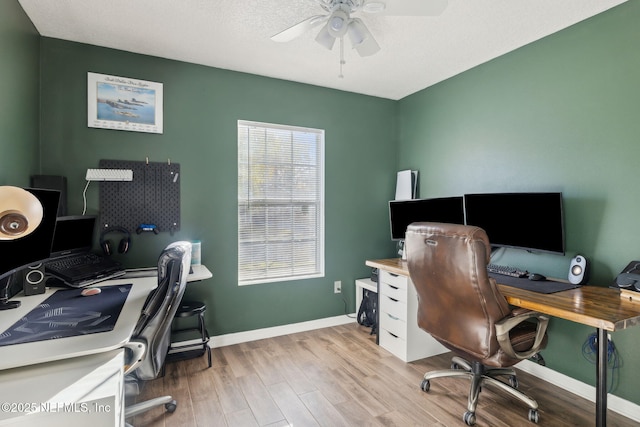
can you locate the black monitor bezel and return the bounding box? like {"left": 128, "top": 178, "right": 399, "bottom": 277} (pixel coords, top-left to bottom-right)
{"left": 388, "top": 196, "right": 465, "bottom": 241}
{"left": 463, "top": 192, "right": 565, "bottom": 255}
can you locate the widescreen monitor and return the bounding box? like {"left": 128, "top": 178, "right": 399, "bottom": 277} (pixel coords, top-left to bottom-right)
{"left": 389, "top": 196, "right": 465, "bottom": 241}
{"left": 463, "top": 192, "right": 565, "bottom": 255}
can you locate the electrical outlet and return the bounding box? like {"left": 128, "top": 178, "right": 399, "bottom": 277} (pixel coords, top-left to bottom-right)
{"left": 334, "top": 280, "right": 342, "bottom": 294}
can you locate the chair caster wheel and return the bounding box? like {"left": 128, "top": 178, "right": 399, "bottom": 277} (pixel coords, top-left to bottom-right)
{"left": 165, "top": 400, "right": 177, "bottom": 413}
{"left": 420, "top": 379, "right": 430, "bottom": 392}
{"left": 463, "top": 411, "right": 476, "bottom": 426}
{"left": 509, "top": 375, "right": 519, "bottom": 388}
{"left": 528, "top": 409, "right": 539, "bottom": 423}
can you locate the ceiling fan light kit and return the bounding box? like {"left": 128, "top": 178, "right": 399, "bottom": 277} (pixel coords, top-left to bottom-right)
{"left": 272, "top": 0, "right": 448, "bottom": 76}
{"left": 315, "top": 25, "right": 336, "bottom": 50}
{"left": 328, "top": 6, "right": 350, "bottom": 37}
{"left": 347, "top": 18, "right": 379, "bottom": 56}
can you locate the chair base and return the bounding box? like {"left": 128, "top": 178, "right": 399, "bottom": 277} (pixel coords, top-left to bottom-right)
{"left": 420, "top": 356, "right": 539, "bottom": 426}
{"left": 125, "top": 395, "right": 177, "bottom": 422}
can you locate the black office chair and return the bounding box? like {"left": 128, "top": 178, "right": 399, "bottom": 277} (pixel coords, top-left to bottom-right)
{"left": 124, "top": 241, "right": 192, "bottom": 424}
{"left": 405, "top": 223, "right": 549, "bottom": 426}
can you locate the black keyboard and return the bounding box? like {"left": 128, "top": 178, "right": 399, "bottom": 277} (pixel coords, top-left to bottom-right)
{"left": 487, "top": 263, "right": 529, "bottom": 278}
{"left": 46, "top": 253, "right": 104, "bottom": 274}
{"left": 45, "top": 252, "right": 125, "bottom": 287}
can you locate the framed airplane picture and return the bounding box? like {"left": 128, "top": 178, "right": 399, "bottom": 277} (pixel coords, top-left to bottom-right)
{"left": 87, "top": 72, "right": 163, "bottom": 134}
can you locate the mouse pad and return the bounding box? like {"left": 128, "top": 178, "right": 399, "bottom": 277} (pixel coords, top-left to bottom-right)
{"left": 0, "top": 284, "right": 132, "bottom": 347}
{"left": 490, "top": 274, "right": 580, "bottom": 294}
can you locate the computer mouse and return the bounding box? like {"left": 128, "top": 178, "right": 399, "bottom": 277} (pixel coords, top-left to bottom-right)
{"left": 529, "top": 273, "right": 546, "bottom": 281}
{"left": 81, "top": 287, "right": 102, "bottom": 296}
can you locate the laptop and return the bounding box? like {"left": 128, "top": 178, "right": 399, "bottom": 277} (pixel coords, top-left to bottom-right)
{"left": 45, "top": 215, "right": 126, "bottom": 288}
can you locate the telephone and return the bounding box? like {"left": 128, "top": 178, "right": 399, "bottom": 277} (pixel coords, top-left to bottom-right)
{"left": 613, "top": 261, "right": 640, "bottom": 291}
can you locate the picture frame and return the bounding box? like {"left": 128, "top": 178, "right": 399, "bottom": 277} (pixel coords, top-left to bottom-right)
{"left": 87, "top": 72, "right": 163, "bottom": 134}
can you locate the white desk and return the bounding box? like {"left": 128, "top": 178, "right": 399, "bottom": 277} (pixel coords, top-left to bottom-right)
{"left": 0, "top": 264, "right": 212, "bottom": 371}
{"left": 0, "top": 349, "right": 125, "bottom": 426}
{"left": 0, "top": 263, "right": 211, "bottom": 426}
{"left": 188, "top": 264, "right": 213, "bottom": 282}
{"left": 0, "top": 276, "right": 157, "bottom": 371}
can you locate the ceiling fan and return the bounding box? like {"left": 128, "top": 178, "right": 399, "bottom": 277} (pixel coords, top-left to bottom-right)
{"left": 272, "top": 0, "right": 449, "bottom": 61}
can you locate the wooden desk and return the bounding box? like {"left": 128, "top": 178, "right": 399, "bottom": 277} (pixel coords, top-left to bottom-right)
{"left": 366, "top": 258, "right": 640, "bottom": 427}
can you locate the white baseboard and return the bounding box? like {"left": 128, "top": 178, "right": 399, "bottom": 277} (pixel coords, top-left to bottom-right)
{"left": 518, "top": 359, "right": 640, "bottom": 423}
{"left": 210, "top": 314, "right": 357, "bottom": 348}
{"left": 208, "top": 315, "right": 639, "bottom": 423}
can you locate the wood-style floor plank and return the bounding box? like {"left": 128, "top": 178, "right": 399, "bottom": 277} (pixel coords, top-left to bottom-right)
{"left": 130, "top": 323, "right": 638, "bottom": 427}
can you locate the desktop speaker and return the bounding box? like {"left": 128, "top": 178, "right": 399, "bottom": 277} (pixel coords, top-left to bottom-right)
{"left": 22, "top": 263, "right": 46, "bottom": 295}
{"left": 569, "top": 255, "right": 590, "bottom": 285}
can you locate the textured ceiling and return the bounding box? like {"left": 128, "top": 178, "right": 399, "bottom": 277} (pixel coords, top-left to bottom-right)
{"left": 19, "top": 0, "right": 626, "bottom": 100}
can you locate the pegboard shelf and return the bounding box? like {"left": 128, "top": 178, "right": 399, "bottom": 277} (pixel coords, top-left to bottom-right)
{"left": 98, "top": 159, "right": 180, "bottom": 234}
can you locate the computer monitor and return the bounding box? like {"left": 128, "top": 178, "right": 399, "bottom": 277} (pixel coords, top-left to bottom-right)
{"left": 0, "top": 188, "right": 60, "bottom": 280}
{"left": 49, "top": 215, "right": 96, "bottom": 258}
{"left": 463, "top": 192, "right": 565, "bottom": 255}
{"left": 0, "top": 188, "right": 60, "bottom": 309}
{"left": 389, "top": 196, "right": 465, "bottom": 241}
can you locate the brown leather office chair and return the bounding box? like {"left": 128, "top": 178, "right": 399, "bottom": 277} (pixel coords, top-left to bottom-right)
{"left": 405, "top": 223, "right": 549, "bottom": 426}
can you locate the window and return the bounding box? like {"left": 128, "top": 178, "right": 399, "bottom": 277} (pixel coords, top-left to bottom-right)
{"left": 238, "top": 120, "right": 324, "bottom": 285}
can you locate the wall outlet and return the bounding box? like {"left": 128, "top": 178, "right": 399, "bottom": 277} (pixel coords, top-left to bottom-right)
{"left": 334, "top": 280, "right": 342, "bottom": 294}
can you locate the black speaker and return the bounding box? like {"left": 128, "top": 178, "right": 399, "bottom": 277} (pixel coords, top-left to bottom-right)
{"left": 30, "top": 175, "right": 67, "bottom": 217}
{"left": 22, "top": 263, "right": 46, "bottom": 296}
{"left": 569, "top": 255, "right": 590, "bottom": 285}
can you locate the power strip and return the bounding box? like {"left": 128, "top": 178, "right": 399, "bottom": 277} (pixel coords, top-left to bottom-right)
{"left": 85, "top": 168, "right": 133, "bottom": 181}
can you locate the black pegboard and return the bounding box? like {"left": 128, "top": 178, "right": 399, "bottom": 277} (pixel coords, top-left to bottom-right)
{"left": 98, "top": 159, "right": 180, "bottom": 234}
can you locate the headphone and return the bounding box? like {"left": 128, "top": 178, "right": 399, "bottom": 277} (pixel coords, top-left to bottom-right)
{"left": 100, "top": 226, "right": 131, "bottom": 255}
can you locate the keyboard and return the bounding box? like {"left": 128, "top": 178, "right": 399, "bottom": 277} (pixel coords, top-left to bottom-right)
{"left": 487, "top": 263, "right": 529, "bottom": 278}
{"left": 46, "top": 253, "right": 125, "bottom": 287}
{"left": 46, "top": 253, "right": 105, "bottom": 274}
{"left": 86, "top": 168, "right": 133, "bottom": 181}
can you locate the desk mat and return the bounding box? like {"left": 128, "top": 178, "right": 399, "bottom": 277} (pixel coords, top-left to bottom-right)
{"left": 0, "top": 284, "right": 132, "bottom": 347}
{"left": 490, "top": 274, "right": 580, "bottom": 294}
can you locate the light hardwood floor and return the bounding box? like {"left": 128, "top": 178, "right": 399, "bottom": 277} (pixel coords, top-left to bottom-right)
{"left": 130, "top": 323, "right": 636, "bottom": 427}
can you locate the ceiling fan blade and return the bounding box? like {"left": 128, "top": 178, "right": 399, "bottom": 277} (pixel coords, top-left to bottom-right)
{"left": 363, "top": 0, "right": 448, "bottom": 16}
{"left": 315, "top": 23, "right": 336, "bottom": 50}
{"left": 271, "top": 15, "right": 327, "bottom": 42}
{"left": 348, "top": 19, "right": 380, "bottom": 57}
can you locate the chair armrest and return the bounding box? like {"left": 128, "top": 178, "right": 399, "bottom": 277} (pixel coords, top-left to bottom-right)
{"left": 495, "top": 310, "right": 549, "bottom": 360}
{"left": 123, "top": 340, "right": 147, "bottom": 376}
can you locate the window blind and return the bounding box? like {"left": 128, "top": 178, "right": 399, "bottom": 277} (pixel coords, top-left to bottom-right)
{"left": 238, "top": 120, "right": 324, "bottom": 285}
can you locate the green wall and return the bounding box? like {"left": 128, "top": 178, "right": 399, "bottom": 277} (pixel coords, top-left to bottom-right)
{"left": 398, "top": 1, "right": 640, "bottom": 405}
{"left": 37, "top": 38, "right": 397, "bottom": 336}
{"left": 6, "top": 0, "right": 640, "bottom": 408}
{"left": 0, "top": 0, "right": 40, "bottom": 185}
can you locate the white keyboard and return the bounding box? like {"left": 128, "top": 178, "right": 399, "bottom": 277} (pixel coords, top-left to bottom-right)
{"left": 86, "top": 168, "right": 133, "bottom": 181}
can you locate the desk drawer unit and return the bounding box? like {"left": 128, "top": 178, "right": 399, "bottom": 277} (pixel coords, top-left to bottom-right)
{"left": 378, "top": 270, "right": 447, "bottom": 362}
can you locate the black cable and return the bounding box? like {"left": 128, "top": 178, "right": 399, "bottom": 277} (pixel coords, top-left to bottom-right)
{"left": 343, "top": 297, "right": 356, "bottom": 319}
{"left": 582, "top": 332, "right": 620, "bottom": 392}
